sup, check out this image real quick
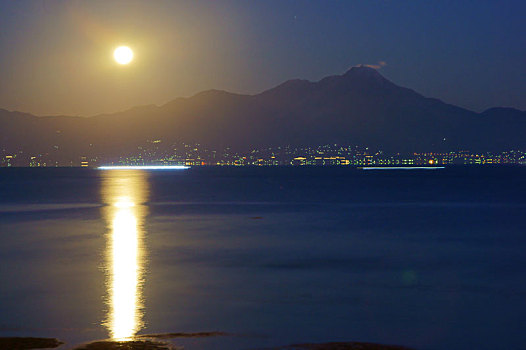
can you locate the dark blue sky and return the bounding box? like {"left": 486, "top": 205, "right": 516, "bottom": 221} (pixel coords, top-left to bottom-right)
{"left": 0, "top": 0, "right": 524, "bottom": 116}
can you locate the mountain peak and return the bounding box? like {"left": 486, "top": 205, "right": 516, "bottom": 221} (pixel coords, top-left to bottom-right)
{"left": 346, "top": 64, "right": 380, "bottom": 72}
{"left": 258, "top": 78, "right": 314, "bottom": 98}
{"left": 343, "top": 65, "right": 386, "bottom": 80}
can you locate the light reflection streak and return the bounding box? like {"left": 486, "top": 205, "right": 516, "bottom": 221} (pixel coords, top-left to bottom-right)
{"left": 101, "top": 171, "right": 149, "bottom": 340}
{"left": 98, "top": 165, "right": 189, "bottom": 170}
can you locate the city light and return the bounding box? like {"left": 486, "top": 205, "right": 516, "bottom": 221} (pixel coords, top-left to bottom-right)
{"left": 361, "top": 167, "right": 445, "bottom": 170}
{"left": 2, "top": 142, "right": 525, "bottom": 167}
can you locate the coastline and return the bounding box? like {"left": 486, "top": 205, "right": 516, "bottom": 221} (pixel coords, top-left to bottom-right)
{"left": 0, "top": 335, "right": 414, "bottom": 350}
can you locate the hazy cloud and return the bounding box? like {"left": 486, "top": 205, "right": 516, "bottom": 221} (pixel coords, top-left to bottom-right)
{"left": 363, "top": 61, "right": 387, "bottom": 69}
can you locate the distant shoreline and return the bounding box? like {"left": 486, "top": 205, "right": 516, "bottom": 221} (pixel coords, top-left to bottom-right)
{"left": 1, "top": 164, "right": 525, "bottom": 169}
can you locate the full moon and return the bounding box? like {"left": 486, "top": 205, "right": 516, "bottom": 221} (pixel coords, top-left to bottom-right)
{"left": 114, "top": 46, "right": 133, "bottom": 65}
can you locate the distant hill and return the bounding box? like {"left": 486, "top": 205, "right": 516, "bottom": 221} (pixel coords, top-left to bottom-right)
{"left": 1, "top": 66, "right": 525, "bottom": 158}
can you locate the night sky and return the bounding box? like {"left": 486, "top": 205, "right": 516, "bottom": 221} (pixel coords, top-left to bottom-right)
{"left": 0, "top": 0, "right": 524, "bottom": 116}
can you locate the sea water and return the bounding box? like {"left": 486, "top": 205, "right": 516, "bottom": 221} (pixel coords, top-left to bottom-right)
{"left": 0, "top": 166, "right": 525, "bottom": 349}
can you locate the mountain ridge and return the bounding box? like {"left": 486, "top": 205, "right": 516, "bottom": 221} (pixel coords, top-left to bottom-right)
{"left": 1, "top": 66, "right": 525, "bottom": 158}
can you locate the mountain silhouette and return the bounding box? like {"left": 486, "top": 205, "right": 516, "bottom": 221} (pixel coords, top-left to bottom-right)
{"left": 1, "top": 66, "right": 525, "bottom": 158}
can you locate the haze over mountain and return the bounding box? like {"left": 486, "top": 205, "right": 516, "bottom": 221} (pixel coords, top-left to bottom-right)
{"left": 1, "top": 66, "right": 525, "bottom": 158}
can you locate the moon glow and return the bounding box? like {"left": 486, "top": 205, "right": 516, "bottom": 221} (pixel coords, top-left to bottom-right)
{"left": 114, "top": 46, "right": 133, "bottom": 65}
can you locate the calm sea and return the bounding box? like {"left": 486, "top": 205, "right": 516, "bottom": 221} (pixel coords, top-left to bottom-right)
{"left": 0, "top": 166, "right": 525, "bottom": 350}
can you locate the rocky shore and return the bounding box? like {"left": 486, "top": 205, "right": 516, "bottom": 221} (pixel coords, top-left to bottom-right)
{"left": 0, "top": 335, "right": 414, "bottom": 350}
